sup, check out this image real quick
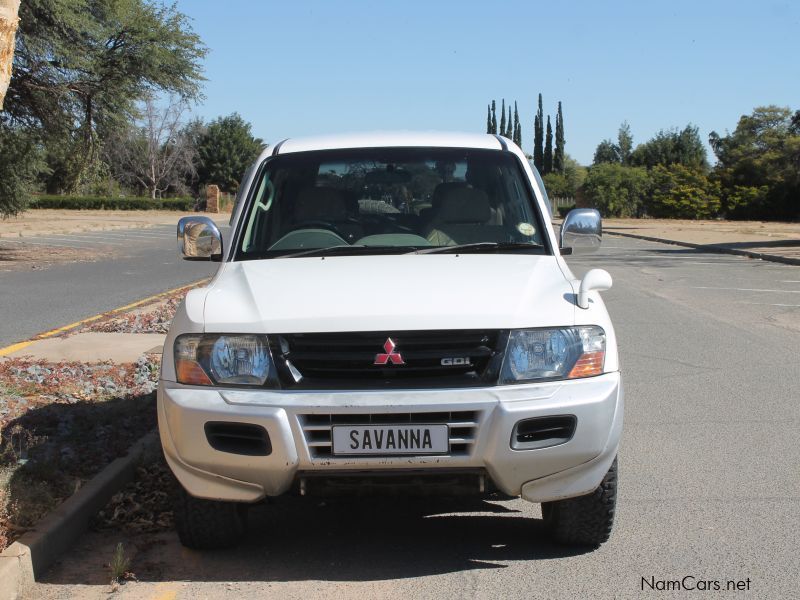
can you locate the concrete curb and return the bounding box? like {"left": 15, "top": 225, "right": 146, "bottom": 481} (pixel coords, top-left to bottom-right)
{"left": 605, "top": 230, "right": 800, "bottom": 266}
{"left": 0, "top": 431, "right": 158, "bottom": 600}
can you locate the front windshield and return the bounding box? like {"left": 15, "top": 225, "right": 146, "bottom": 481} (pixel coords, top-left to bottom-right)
{"left": 235, "top": 147, "right": 548, "bottom": 259}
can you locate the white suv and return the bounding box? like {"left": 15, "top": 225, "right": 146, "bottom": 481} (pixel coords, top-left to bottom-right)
{"left": 160, "top": 132, "right": 622, "bottom": 550}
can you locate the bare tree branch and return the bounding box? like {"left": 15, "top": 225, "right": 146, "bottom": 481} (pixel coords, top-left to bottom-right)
{"left": 105, "top": 94, "right": 196, "bottom": 199}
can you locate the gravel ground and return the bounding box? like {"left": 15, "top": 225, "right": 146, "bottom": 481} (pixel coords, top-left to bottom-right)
{"left": 0, "top": 355, "right": 160, "bottom": 549}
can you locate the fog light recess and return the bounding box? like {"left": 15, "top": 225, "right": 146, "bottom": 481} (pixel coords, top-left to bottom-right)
{"left": 511, "top": 415, "right": 576, "bottom": 450}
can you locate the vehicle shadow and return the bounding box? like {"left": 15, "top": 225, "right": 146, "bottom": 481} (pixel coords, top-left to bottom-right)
{"left": 44, "top": 491, "right": 593, "bottom": 585}
{"left": 0, "top": 392, "right": 157, "bottom": 548}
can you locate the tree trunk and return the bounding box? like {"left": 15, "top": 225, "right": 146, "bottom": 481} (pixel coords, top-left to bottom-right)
{"left": 0, "top": 0, "right": 21, "bottom": 111}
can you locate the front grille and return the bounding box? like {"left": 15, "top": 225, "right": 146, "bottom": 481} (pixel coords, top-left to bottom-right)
{"left": 299, "top": 411, "right": 480, "bottom": 459}
{"left": 272, "top": 330, "right": 507, "bottom": 389}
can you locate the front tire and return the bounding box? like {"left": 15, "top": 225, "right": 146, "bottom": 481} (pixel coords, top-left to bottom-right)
{"left": 174, "top": 486, "right": 247, "bottom": 550}
{"left": 542, "top": 457, "right": 617, "bottom": 547}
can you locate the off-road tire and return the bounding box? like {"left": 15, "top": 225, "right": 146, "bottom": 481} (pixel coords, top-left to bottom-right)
{"left": 542, "top": 457, "right": 617, "bottom": 547}
{"left": 174, "top": 486, "right": 247, "bottom": 550}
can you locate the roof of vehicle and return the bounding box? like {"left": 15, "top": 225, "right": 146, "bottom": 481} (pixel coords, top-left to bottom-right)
{"left": 273, "top": 131, "right": 507, "bottom": 155}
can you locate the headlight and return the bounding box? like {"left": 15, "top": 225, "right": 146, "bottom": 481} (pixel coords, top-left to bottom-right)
{"left": 174, "top": 334, "right": 273, "bottom": 386}
{"left": 500, "top": 326, "right": 605, "bottom": 383}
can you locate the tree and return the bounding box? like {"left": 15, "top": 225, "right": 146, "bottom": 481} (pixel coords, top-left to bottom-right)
{"left": 791, "top": 110, "right": 800, "bottom": 134}
{"left": 513, "top": 101, "right": 521, "bottom": 147}
{"left": 709, "top": 105, "right": 799, "bottom": 219}
{"left": 533, "top": 93, "right": 544, "bottom": 171}
{"left": 543, "top": 115, "right": 553, "bottom": 174}
{"left": 630, "top": 125, "right": 707, "bottom": 170}
{"left": 593, "top": 139, "right": 621, "bottom": 164}
{"left": 617, "top": 121, "right": 633, "bottom": 165}
{"left": 0, "top": 123, "right": 44, "bottom": 216}
{"left": 490, "top": 100, "right": 497, "bottom": 134}
{"left": 647, "top": 164, "right": 721, "bottom": 219}
{"left": 196, "top": 113, "right": 264, "bottom": 192}
{"left": 5, "top": 0, "right": 207, "bottom": 193}
{"left": 0, "top": 0, "right": 20, "bottom": 110}
{"left": 506, "top": 105, "right": 512, "bottom": 138}
{"left": 554, "top": 101, "right": 565, "bottom": 173}
{"left": 486, "top": 104, "right": 492, "bottom": 134}
{"left": 105, "top": 95, "right": 196, "bottom": 199}
{"left": 500, "top": 99, "right": 506, "bottom": 139}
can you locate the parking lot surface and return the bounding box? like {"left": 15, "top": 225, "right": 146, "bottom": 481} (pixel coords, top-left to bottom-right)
{"left": 29, "top": 235, "right": 800, "bottom": 599}
{"left": 0, "top": 225, "right": 226, "bottom": 347}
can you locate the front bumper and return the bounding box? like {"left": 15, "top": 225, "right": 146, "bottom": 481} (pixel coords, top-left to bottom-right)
{"left": 158, "top": 372, "right": 623, "bottom": 503}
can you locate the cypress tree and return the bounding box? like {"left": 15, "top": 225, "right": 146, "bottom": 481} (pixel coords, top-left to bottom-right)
{"left": 533, "top": 94, "right": 544, "bottom": 171}
{"left": 491, "top": 100, "right": 497, "bottom": 134}
{"left": 506, "top": 105, "right": 512, "bottom": 138}
{"left": 554, "top": 101, "right": 565, "bottom": 173}
{"left": 486, "top": 104, "right": 492, "bottom": 134}
{"left": 544, "top": 115, "right": 553, "bottom": 174}
{"left": 500, "top": 99, "right": 506, "bottom": 138}
{"left": 513, "top": 102, "right": 521, "bottom": 146}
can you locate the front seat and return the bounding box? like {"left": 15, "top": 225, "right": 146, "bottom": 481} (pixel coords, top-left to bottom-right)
{"left": 292, "top": 186, "right": 364, "bottom": 243}
{"left": 425, "top": 185, "right": 503, "bottom": 246}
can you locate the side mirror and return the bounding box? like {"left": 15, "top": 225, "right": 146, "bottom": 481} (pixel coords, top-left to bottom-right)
{"left": 178, "top": 216, "right": 222, "bottom": 261}
{"left": 560, "top": 208, "right": 602, "bottom": 254}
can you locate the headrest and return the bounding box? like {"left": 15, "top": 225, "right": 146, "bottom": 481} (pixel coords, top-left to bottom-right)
{"left": 294, "top": 186, "right": 350, "bottom": 222}
{"left": 432, "top": 184, "right": 491, "bottom": 224}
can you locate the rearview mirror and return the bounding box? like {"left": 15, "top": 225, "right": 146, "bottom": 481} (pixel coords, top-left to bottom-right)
{"left": 560, "top": 208, "right": 602, "bottom": 254}
{"left": 178, "top": 216, "right": 222, "bottom": 261}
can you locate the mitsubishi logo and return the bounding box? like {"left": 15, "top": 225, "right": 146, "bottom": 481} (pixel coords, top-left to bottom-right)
{"left": 374, "top": 338, "right": 405, "bottom": 365}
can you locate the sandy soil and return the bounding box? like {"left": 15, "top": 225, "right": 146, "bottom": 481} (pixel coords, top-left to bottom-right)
{"left": 0, "top": 210, "right": 229, "bottom": 239}
{"left": 602, "top": 218, "right": 800, "bottom": 245}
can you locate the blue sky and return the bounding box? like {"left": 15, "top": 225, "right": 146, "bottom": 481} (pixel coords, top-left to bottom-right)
{"left": 175, "top": 0, "right": 799, "bottom": 165}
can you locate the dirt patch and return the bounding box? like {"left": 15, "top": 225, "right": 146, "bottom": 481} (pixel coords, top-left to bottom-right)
{"left": 602, "top": 218, "right": 800, "bottom": 245}
{"left": 0, "top": 240, "right": 114, "bottom": 272}
{"left": 0, "top": 209, "right": 228, "bottom": 239}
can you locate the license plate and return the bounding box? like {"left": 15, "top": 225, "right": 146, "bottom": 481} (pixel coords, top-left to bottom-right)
{"left": 332, "top": 424, "right": 449, "bottom": 455}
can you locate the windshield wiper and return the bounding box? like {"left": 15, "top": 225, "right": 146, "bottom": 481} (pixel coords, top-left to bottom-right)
{"left": 409, "top": 242, "right": 544, "bottom": 255}
{"left": 277, "top": 245, "right": 417, "bottom": 259}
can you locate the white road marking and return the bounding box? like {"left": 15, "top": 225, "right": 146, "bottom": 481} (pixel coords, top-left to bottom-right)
{"left": 89, "top": 230, "right": 173, "bottom": 238}
{"left": 635, "top": 254, "right": 739, "bottom": 260}
{"left": 0, "top": 239, "right": 80, "bottom": 249}
{"left": 43, "top": 233, "right": 137, "bottom": 242}
{"left": 740, "top": 302, "right": 800, "bottom": 307}
{"left": 691, "top": 286, "right": 800, "bottom": 294}
{"left": 780, "top": 281, "right": 800, "bottom": 283}
{"left": 31, "top": 235, "right": 127, "bottom": 246}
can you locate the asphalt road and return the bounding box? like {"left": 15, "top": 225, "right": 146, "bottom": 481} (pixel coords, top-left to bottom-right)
{"left": 32, "top": 235, "right": 800, "bottom": 599}
{"left": 0, "top": 225, "right": 227, "bottom": 347}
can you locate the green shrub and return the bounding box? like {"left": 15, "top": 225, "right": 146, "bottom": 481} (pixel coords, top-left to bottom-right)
{"left": 581, "top": 163, "right": 650, "bottom": 217}
{"left": 647, "top": 165, "right": 721, "bottom": 219}
{"left": 557, "top": 205, "right": 576, "bottom": 218}
{"left": 29, "top": 196, "right": 194, "bottom": 211}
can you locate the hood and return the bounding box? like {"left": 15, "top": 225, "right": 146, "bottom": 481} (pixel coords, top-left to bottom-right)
{"left": 202, "top": 254, "right": 575, "bottom": 333}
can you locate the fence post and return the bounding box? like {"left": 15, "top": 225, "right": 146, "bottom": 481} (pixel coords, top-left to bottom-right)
{"left": 206, "top": 184, "right": 220, "bottom": 213}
